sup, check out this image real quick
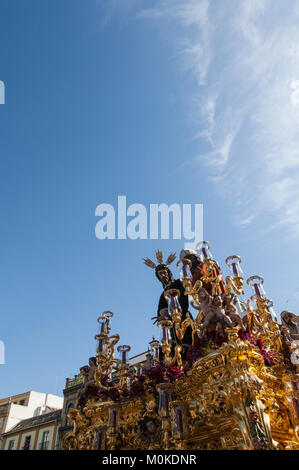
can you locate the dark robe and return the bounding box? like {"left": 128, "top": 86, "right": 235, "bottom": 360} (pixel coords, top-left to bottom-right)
{"left": 157, "top": 278, "right": 193, "bottom": 346}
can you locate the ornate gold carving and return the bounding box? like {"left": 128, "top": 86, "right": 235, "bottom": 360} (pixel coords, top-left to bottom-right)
{"left": 64, "top": 243, "right": 299, "bottom": 451}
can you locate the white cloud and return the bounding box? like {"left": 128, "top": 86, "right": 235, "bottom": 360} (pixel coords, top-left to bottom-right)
{"left": 137, "top": 0, "right": 299, "bottom": 236}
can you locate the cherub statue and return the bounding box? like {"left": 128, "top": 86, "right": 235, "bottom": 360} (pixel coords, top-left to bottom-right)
{"left": 281, "top": 311, "right": 299, "bottom": 342}
{"left": 197, "top": 287, "right": 213, "bottom": 316}
{"left": 223, "top": 294, "right": 244, "bottom": 329}
{"left": 290, "top": 341, "right": 299, "bottom": 373}
{"left": 76, "top": 357, "right": 98, "bottom": 404}
{"left": 191, "top": 286, "right": 213, "bottom": 327}
{"left": 199, "top": 293, "right": 233, "bottom": 339}
{"left": 280, "top": 311, "right": 299, "bottom": 371}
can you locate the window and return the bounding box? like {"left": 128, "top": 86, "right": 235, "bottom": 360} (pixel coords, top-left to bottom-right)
{"left": 19, "top": 400, "right": 25, "bottom": 406}
{"left": 8, "top": 440, "right": 14, "bottom": 450}
{"left": 39, "top": 431, "right": 49, "bottom": 450}
{"left": 23, "top": 436, "right": 31, "bottom": 450}
{"left": 66, "top": 402, "right": 75, "bottom": 424}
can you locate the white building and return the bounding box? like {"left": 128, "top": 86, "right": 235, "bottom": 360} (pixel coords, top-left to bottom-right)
{"left": 0, "top": 391, "right": 63, "bottom": 449}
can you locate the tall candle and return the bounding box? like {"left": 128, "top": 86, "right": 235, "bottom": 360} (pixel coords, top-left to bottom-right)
{"left": 159, "top": 391, "right": 168, "bottom": 412}
{"left": 232, "top": 262, "right": 238, "bottom": 276}
{"left": 95, "top": 431, "right": 102, "bottom": 450}
{"left": 122, "top": 351, "right": 127, "bottom": 364}
{"left": 170, "top": 296, "right": 176, "bottom": 309}
{"left": 162, "top": 326, "right": 168, "bottom": 343}
{"left": 99, "top": 339, "right": 107, "bottom": 353}
{"left": 253, "top": 283, "right": 261, "bottom": 297}
{"left": 182, "top": 263, "right": 191, "bottom": 279}
{"left": 176, "top": 409, "right": 183, "bottom": 433}
{"left": 110, "top": 409, "right": 117, "bottom": 428}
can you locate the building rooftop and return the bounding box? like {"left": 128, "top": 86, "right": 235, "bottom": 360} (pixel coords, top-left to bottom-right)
{"left": 3, "top": 409, "right": 62, "bottom": 436}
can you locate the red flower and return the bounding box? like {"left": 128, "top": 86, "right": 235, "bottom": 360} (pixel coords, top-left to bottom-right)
{"left": 167, "top": 366, "right": 183, "bottom": 381}
{"left": 131, "top": 381, "right": 144, "bottom": 395}
{"left": 108, "top": 387, "right": 120, "bottom": 401}
{"left": 238, "top": 329, "right": 246, "bottom": 340}
{"left": 256, "top": 339, "right": 263, "bottom": 349}
{"left": 146, "top": 365, "right": 167, "bottom": 384}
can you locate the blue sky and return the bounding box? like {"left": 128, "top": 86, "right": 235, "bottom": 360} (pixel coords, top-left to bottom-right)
{"left": 1, "top": 0, "right": 299, "bottom": 398}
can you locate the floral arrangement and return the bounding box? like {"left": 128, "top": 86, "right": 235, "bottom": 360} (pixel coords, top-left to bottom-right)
{"left": 238, "top": 330, "right": 279, "bottom": 366}
{"left": 77, "top": 325, "right": 281, "bottom": 408}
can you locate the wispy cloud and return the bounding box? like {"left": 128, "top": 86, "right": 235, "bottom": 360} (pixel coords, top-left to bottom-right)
{"left": 137, "top": 0, "right": 299, "bottom": 236}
